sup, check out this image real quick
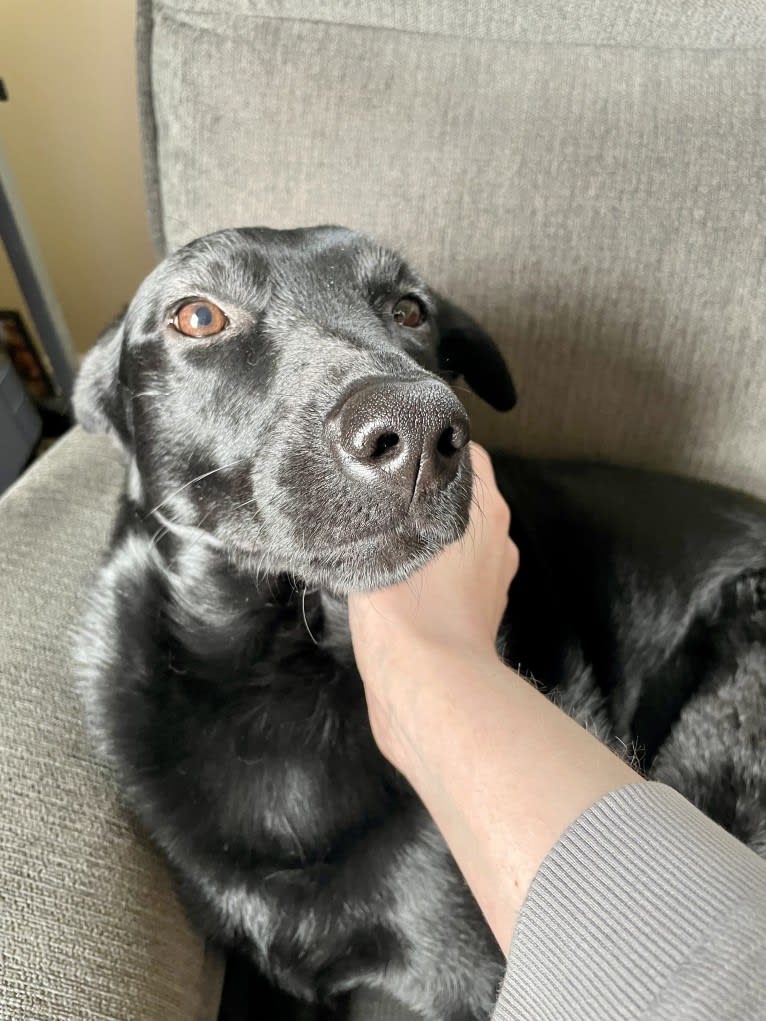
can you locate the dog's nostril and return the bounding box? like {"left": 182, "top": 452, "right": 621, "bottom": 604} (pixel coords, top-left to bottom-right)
{"left": 328, "top": 379, "right": 470, "bottom": 495}
{"left": 370, "top": 432, "right": 400, "bottom": 460}
{"left": 437, "top": 426, "right": 460, "bottom": 458}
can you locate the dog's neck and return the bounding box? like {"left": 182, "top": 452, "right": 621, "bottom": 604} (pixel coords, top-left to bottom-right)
{"left": 135, "top": 495, "right": 354, "bottom": 659}
{"left": 318, "top": 589, "right": 353, "bottom": 658}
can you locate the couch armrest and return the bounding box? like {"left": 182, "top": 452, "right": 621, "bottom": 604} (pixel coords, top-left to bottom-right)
{"left": 0, "top": 428, "right": 224, "bottom": 1021}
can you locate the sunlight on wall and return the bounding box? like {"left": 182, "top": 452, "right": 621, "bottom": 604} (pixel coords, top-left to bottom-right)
{"left": 1, "top": 1, "right": 156, "bottom": 357}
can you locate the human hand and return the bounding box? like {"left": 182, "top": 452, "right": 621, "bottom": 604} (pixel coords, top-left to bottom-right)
{"left": 348, "top": 443, "right": 519, "bottom": 766}
{"left": 350, "top": 447, "right": 639, "bottom": 953}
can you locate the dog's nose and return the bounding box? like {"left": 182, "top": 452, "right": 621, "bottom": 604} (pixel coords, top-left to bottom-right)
{"left": 326, "top": 379, "right": 470, "bottom": 498}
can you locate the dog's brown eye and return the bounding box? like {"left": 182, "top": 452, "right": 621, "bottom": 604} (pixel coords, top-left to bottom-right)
{"left": 393, "top": 296, "right": 426, "bottom": 329}
{"left": 172, "top": 300, "right": 228, "bottom": 338}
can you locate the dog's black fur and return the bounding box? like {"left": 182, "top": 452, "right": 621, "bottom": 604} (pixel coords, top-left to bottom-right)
{"left": 74, "top": 227, "right": 766, "bottom": 1021}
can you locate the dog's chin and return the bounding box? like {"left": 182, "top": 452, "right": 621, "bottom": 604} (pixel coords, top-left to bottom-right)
{"left": 306, "top": 510, "right": 470, "bottom": 594}
{"left": 224, "top": 468, "right": 473, "bottom": 593}
{"left": 227, "top": 506, "right": 470, "bottom": 594}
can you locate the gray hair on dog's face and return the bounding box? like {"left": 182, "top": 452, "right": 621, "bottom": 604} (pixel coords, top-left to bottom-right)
{"left": 74, "top": 226, "right": 516, "bottom": 592}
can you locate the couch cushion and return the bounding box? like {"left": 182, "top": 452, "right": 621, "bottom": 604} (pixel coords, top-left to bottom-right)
{"left": 0, "top": 428, "right": 224, "bottom": 1021}
{"left": 139, "top": 0, "right": 766, "bottom": 499}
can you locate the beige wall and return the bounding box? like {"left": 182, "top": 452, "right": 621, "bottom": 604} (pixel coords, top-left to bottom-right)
{"left": 1, "top": 1, "right": 156, "bottom": 358}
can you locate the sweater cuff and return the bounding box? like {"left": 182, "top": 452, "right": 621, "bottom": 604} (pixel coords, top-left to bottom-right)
{"left": 492, "top": 781, "right": 766, "bottom": 1021}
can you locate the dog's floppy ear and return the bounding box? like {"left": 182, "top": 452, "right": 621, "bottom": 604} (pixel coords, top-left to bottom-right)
{"left": 434, "top": 296, "right": 516, "bottom": 411}
{"left": 73, "top": 312, "right": 131, "bottom": 445}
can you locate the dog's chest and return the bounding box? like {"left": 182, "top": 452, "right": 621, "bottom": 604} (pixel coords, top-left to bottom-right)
{"left": 183, "top": 600, "right": 402, "bottom": 860}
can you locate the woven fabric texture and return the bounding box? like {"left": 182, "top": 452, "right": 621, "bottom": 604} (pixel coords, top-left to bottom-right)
{"left": 0, "top": 429, "right": 224, "bottom": 1021}
{"left": 164, "top": 0, "right": 766, "bottom": 46}
{"left": 144, "top": 0, "right": 766, "bottom": 498}
{"left": 494, "top": 783, "right": 766, "bottom": 1020}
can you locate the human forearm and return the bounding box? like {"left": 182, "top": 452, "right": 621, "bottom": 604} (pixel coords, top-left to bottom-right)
{"left": 349, "top": 444, "right": 766, "bottom": 1018}
{"left": 378, "top": 644, "right": 641, "bottom": 953}
{"left": 349, "top": 444, "right": 639, "bottom": 950}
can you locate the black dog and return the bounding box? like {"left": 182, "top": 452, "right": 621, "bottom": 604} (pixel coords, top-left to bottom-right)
{"left": 74, "top": 227, "right": 766, "bottom": 1021}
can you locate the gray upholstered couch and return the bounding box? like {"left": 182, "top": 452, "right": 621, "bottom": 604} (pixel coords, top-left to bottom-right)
{"left": 2, "top": 3, "right": 766, "bottom": 1018}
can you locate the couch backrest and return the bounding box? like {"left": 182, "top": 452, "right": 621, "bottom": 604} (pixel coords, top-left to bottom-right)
{"left": 138, "top": 0, "right": 766, "bottom": 498}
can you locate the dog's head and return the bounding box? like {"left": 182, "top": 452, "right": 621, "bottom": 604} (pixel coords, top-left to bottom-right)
{"left": 75, "top": 227, "right": 515, "bottom": 591}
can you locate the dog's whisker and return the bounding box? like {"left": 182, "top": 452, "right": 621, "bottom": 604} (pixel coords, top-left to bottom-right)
{"left": 301, "top": 588, "right": 319, "bottom": 646}
{"left": 145, "top": 458, "right": 248, "bottom": 519}
{"left": 151, "top": 524, "right": 169, "bottom": 547}
{"left": 233, "top": 495, "right": 260, "bottom": 510}
{"left": 177, "top": 509, "right": 214, "bottom": 557}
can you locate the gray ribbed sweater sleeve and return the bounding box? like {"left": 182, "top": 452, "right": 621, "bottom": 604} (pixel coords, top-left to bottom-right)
{"left": 492, "top": 782, "right": 766, "bottom": 1021}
